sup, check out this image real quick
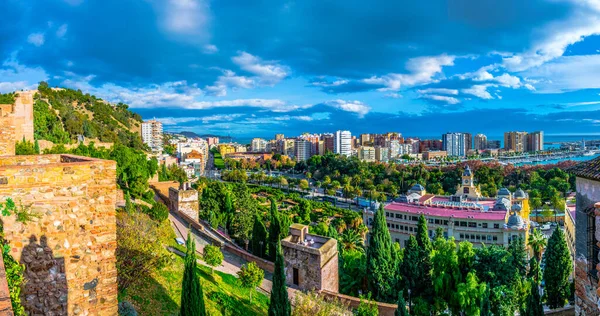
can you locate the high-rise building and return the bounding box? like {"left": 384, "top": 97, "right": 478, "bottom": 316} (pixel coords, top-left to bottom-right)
{"left": 206, "top": 137, "right": 219, "bottom": 146}
{"left": 251, "top": 138, "right": 267, "bottom": 152}
{"left": 487, "top": 140, "right": 501, "bottom": 149}
{"left": 504, "top": 131, "right": 528, "bottom": 152}
{"left": 360, "top": 134, "right": 371, "bottom": 146}
{"left": 464, "top": 133, "right": 472, "bottom": 151}
{"left": 275, "top": 134, "right": 285, "bottom": 141}
{"left": 359, "top": 146, "right": 376, "bottom": 162}
{"left": 141, "top": 119, "right": 163, "bottom": 153}
{"left": 334, "top": 130, "right": 352, "bottom": 156}
{"left": 322, "top": 134, "right": 334, "bottom": 153}
{"left": 294, "top": 139, "right": 312, "bottom": 161}
{"left": 375, "top": 146, "right": 389, "bottom": 162}
{"left": 527, "top": 131, "right": 544, "bottom": 152}
{"left": 474, "top": 134, "right": 488, "bottom": 150}
{"left": 442, "top": 133, "right": 467, "bottom": 157}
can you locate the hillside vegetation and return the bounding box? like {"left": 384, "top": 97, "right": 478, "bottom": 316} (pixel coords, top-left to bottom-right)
{"left": 34, "top": 82, "right": 145, "bottom": 150}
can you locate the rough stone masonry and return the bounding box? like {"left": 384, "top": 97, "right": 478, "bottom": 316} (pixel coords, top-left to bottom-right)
{"left": 0, "top": 154, "right": 118, "bottom": 315}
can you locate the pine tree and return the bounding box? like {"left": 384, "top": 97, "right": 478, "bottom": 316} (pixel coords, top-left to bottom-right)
{"left": 395, "top": 292, "right": 409, "bottom": 316}
{"left": 543, "top": 227, "right": 573, "bottom": 309}
{"left": 366, "top": 204, "right": 395, "bottom": 302}
{"left": 508, "top": 236, "right": 528, "bottom": 276}
{"left": 180, "top": 231, "right": 206, "bottom": 316}
{"left": 268, "top": 242, "right": 291, "bottom": 316}
{"left": 251, "top": 213, "right": 268, "bottom": 259}
{"left": 524, "top": 278, "right": 544, "bottom": 316}
{"left": 268, "top": 199, "right": 281, "bottom": 261}
{"left": 414, "top": 215, "right": 433, "bottom": 305}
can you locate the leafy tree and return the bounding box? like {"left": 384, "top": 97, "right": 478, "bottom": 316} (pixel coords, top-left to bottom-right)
{"left": 394, "top": 292, "right": 409, "bottom": 316}
{"left": 366, "top": 205, "right": 395, "bottom": 302}
{"left": 524, "top": 278, "right": 544, "bottom": 316}
{"left": 237, "top": 262, "right": 265, "bottom": 302}
{"left": 15, "top": 138, "right": 37, "bottom": 155}
{"left": 203, "top": 244, "right": 223, "bottom": 275}
{"left": 355, "top": 294, "right": 378, "bottom": 316}
{"left": 431, "top": 236, "right": 460, "bottom": 313}
{"left": 527, "top": 229, "right": 547, "bottom": 262}
{"left": 543, "top": 227, "right": 573, "bottom": 308}
{"left": 269, "top": 242, "right": 291, "bottom": 316}
{"left": 340, "top": 229, "right": 364, "bottom": 252}
{"left": 34, "top": 139, "right": 40, "bottom": 154}
{"left": 180, "top": 231, "right": 206, "bottom": 316}
{"left": 251, "top": 213, "right": 268, "bottom": 259}
{"left": 455, "top": 272, "right": 486, "bottom": 316}
{"left": 147, "top": 202, "right": 169, "bottom": 222}
{"left": 340, "top": 249, "right": 367, "bottom": 296}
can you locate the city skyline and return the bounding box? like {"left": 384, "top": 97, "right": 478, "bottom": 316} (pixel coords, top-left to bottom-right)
{"left": 2, "top": 0, "right": 600, "bottom": 137}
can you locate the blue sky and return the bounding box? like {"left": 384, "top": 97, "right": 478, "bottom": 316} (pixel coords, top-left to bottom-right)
{"left": 2, "top": 0, "right": 600, "bottom": 138}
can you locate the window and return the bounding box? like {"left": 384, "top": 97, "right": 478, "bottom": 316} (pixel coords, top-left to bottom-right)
{"left": 412, "top": 216, "right": 418, "bottom": 221}
{"left": 460, "top": 221, "right": 467, "bottom": 227}
{"left": 434, "top": 219, "right": 440, "bottom": 225}
{"left": 443, "top": 220, "right": 449, "bottom": 225}
{"left": 468, "top": 222, "right": 476, "bottom": 228}
{"left": 396, "top": 224, "right": 399, "bottom": 229}
{"left": 293, "top": 268, "right": 299, "bottom": 286}
{"left": 396, "top": 214, "right": 401, "bottom": 219}
{"left": 482, "top": 223, "right": 488, "bottom": 228}
{"left": 494, "top": 223, "right": 500, "bottom": 229}
{"left": 460, "top": 234, "right": 464, "bottom": 239}
{"left": 387, "top": 223, "right": 390, "bottom": 227}
{"left": 487, "top": 235, "right": 491, "bottom": 241}
{"left": 463, "top": 187, "right": 470, "bottom": 194}
{"left": 386, "top": 212, "right": 389, "bottom": 217}
{"left": 492, "top": 236, "right": 498, "bottom": 241}
{"left": 410, "top": 227, "right": 414, "bottom": 232}
{"left": 428, "top": 218, "right": 434, "bottom": 224}
{"left": 395, "top": 238, "right": 400, "bottom": 243}
{"left": 476, "top": 235, "right": 481, "bottom": 241}
{"left": 400, "top": 225, "right": 404, "bottom": 230}
{"left": 470, "top": 234, "right": 475, "bottom": 240}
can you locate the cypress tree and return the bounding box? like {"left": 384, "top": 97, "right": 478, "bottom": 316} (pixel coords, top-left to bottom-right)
{"left": 395, "top": 291, "right": 409, "bottom": 316}
{"left": 268, "top": 242, "right": 291, "bottom": 316}
{"left": 543, "top": 227, "right": 573, "bottom": 309}
{"left": 524, "top": 278, "right": 544, "bottom": 316}
{"left": 125, "top": 192, "right": 134, "bottom": 213}
{"left": 366, "top": 204, "right": 394, "bottom": 302}
{"left": 251, "top": 213, "right": 268, "bottom": 259}
{"left": 414, "top": 215, "right": 433, "bottom": 304}
{"left": 508, "top": 236, "right": 528, "bottom": 276}
{"left": 34, "top": 139, "right": 40, "bottom": 154}
{"left": 480, "top": 286, "right": 492, "bottom": 316}
{"left": 180, "top": 231, "right": 206, "bottom": 316}
{"left": 268, "top": 199, "right": 281, "bottom": 261}
{"left": 401, "top": 235, "right": 419, "bottom": 306}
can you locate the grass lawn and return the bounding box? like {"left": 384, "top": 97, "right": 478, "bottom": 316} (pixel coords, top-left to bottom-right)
{"left": 119, "top": 227, "right": 269, "bottom": 315}
{"left": 211, "top": 148, "right": 225, "bottom": 169}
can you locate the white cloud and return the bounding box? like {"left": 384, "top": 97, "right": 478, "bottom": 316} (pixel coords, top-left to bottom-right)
{"left": 159, "top": 0, "right": 210, "bottom": 40}
{"left": 273, "top": 115, "right": 314, "bottom": 121}
{"left": 384, "top": 93, "right": 402, "bottom": 99}
{"left": 501, "top": 0, "right": 600, "bottom": 72}
{"left": 157, "top": 114, "right": 243, "bottom": 125}
{"left": 56, "top": 24, "right": 68, "bottom": 38}
{"left": 202, "top": 44, "right": 218, "bottom": 54}
{"left": 421, "top": 95, "right": 460, "bottom": 105}
{"left": 461, "top": 85, "right": 494, "bottom": 99}
{"left": 416, "top": 88, "right": 458, "bottom": 95}
{"left": 232, "top": 51, "right": 289, "bottom": 85}
{"left": 205, "top": 70, "right": 255, "bottom": 96}
{"left": 363, "top": 54, "right": 455, "bottom": 91}
{"left": 27, "top": 33, "right": 45, "bottom": 46}
{"left": 325, "top": 100, "right": 371, "bottom": 117}
{"left": 311, "top": 78, "right": 349, "bottom": 87}
{"left": 0, "top": 56, "right": 49, "bottom": 93}
{"left": 522, "top": 54, "right": 600, "bottom": 93}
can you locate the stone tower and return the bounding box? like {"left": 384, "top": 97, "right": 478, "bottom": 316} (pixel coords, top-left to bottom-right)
{"left": 281, "top": 224, "right": 338, "bottom": 293}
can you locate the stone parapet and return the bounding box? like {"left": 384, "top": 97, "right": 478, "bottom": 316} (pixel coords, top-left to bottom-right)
{"left": 0, "top": 154, "right": 118, "bottom": 315}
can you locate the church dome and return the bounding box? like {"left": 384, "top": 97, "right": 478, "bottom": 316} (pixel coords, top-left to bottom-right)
{"left": 507, "top": 212, "right": 525, "bottom": 229}
{"left": 514, "top": 189, "right": 527, "bottom": 199}
{"left": 498, "top": 188, "right": 511, "bottom": 197}
{"left": 512, "top": 203, "right": 522, "bottom": 212}
{"left": 494, "top": 197, "right": 511, "bottom": 211}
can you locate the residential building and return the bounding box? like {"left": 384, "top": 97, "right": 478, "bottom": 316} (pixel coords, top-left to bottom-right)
{"left": 177, "top": 139, "right": 209, "bottom": 162}
{"left": 322, "top": 134, "right": 334, "bottom": 153}
{"left": 334, "top": 130, "right": 352, "bottom": 156}
{"left": 487, "top": 140, "right": 501, "bottom": 149}
{"left": 284, "top": 139, "right": 296, "bottom": 157}
{"left": 360, "top": 134, "right": 372, "bottom": 146}
{"left": 527, "top": 131, "right": 544, "bottom": 152}
{"left": 423, "top": 150, "right": 447, "bottom": 161}
{"left": 206, "top": 137, "right": 219, "bottom": 146}
{"left": 275, "top": 134, "right": 285, "bottom": 141}
{"left": 294, "top": 139, "right": 312, "bottom": 161}
{"left": 359, "top": 146, "right": 376, "bottom": 162}
{"left": 419, "top": 139, "right": 443, "bottom": 153}
{"left": 474, "top": 134, "right": 487, "bottom": 150}
{"left": 442, "top": 132, "right": 467, "bottom": 157}
{"left": 251, "top": 138, "right": 267, "bottom": 152}
{"left": 568, "top": 157, "right": 600, "bottom": 314}
{"left": 141, "top": 119, "right": 163, "bottom": 153}
{"left": 390, "top": 140, "right": 401, "bottom": 158}
{"left": 464, "top": 133, "right": 472, "bottom": 151}
{"left": 375, "top": 146, "right": 389, "bottom": 162}
{"left": 504, "top": 131, "right": 528, "bottom": 152}
{"left": 217, "top": 144, "right": 236, "bottom": 156}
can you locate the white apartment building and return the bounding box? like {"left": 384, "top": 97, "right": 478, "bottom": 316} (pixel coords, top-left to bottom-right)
{"left": 359, "top": 146, "right": 376, "bottom": 162}
{"left": 251, "top": 138, "right": 267, "bottom": 152}
{"left": 334, "top": 130, "right": 352, "bottom": 156}
{"left": 442, "top": 132, "right": 467, "bottom": 157}
{"left": 177, "top": 139, "right": 209, "bottom": 162}
{"left": 141, "top": 119, "right": 163, "bottom": 153}
{"left": 294, "top": 139, "right": 312, "bottom": 161}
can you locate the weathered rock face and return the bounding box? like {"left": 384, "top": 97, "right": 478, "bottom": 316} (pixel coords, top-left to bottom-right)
{"left": 0, "top": 154, "right": 118, "bottom": 316}
{"left": 575, "top": 177, "right": 600, "bottom": 316}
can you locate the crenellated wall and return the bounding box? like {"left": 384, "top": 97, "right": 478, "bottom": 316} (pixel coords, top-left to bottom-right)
{"left": 0, "top": 154, "right": 118, "bottom": 315}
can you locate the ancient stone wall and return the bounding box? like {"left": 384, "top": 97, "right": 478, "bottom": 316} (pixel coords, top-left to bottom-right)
{"left": 282, "top": 233, "right": 338, "bottom": 292}
{"left": 169, "top": 186, "right": 199, "bottom": 220}
{"left": 575, "top": 177, "right": 600, "bottom": 315}
{"left": 0, "top": 117, "right": 16, "bottom": 157}
{"left": 0, "top": 154, "right": 118, "bottom": 315}
{"left": 0, "top": 91, "right": 34, "bottom": 157}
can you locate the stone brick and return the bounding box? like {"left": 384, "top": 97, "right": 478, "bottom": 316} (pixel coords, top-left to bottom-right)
{"left": 169, "top": 182, "right": 199, "bottom": 220}
{"left": 0, "top": 154, "right": 118, "bottom": 315}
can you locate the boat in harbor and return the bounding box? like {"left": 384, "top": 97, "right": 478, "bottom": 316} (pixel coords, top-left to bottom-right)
{"left": 584, "top": 151, "right": 596, "bottom": 156}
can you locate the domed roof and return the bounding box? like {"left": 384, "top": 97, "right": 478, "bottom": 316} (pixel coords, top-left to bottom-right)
{"left": 507, "top": 212, "right": 525, "bottom": 229}
{"left": 494, "top": 197, "right": 512, "bottom": 211}
{"left": 463, "top": 165, "right": 472, "bottom": 177}
{"left": 410, "top": 184, "right": 425, "bottom": 191}
{"left": 498, "top": 188, "right": 511, "bottom": 197}
{"left": 514, "top": 189, "right": 527, "bottom": 199}
{"left": 512, "top": 203, "right": 522, "bottom": 212}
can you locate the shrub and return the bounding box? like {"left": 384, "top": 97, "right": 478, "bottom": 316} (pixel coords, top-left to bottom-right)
{"left": 118, "top": 301, "right": 138, "bottom": 316}
{"left": 147, "top": 203, "right": 169, "bottom": 222}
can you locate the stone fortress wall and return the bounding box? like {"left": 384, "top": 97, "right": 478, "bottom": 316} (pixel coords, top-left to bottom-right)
{"left": 0, "top": 91, "right": 35, "bottom": 157}
{"left": 0, "top": 154, "right": 119, "bottom": 315}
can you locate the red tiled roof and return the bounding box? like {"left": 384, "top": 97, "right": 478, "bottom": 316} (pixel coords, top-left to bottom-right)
{"left": 385, "top": 202, "right": 507, "bottom": 221}
{"left": 567, "top": 156, "right": 600, "bottom": 181}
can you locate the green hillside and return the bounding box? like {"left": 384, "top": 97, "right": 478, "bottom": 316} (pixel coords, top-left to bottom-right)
{"left": 34, "top": 82, "right": 145, "bottom": 150}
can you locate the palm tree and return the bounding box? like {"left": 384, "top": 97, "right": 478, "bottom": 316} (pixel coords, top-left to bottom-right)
{"left": 528, "top": 228, "right": 547, "bottom": 262}
{"left": 340, "top": 229, "right": 364, "bottom": 252}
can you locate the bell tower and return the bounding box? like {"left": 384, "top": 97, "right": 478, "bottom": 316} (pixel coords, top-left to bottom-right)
{"left": 462, "top": 165, "right": 474, "bottom": 187}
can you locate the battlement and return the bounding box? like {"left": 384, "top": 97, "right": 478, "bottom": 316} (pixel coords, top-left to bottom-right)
{"left": 0, "top": 154, "right": 118, "bottom": 315}
{"left": 0, "top": 91, "right": 34, "bottom": 156}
